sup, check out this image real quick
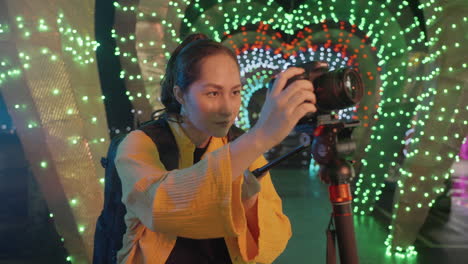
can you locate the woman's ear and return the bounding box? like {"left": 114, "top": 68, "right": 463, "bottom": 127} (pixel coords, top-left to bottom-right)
{"left": 173, "top": 85, "right": 185, "bottom": 105}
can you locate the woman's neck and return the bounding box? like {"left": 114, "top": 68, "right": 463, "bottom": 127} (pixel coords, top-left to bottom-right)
{"left": 179, "top": 119, "right": 211, "bottom": 148}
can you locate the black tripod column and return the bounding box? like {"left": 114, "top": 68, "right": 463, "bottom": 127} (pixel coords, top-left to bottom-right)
{"left": 329, "top": 183, "right": 359, "bottom": 264}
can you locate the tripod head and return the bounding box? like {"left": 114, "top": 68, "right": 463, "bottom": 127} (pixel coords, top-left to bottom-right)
{"left": 309, "top": 114, "right": 359, "bottom": 185}
{"left": 251, "top": 113, "right": 359, "bottom": 181}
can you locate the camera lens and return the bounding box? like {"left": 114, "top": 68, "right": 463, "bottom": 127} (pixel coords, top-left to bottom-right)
{"left": 342, "top": 69, "right": 362, "bottom": 104}
{"left": 314, "top": 68, "right": 363, "bottom": 112}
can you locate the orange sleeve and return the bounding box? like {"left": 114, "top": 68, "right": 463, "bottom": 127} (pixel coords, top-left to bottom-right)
{"left": 251, "top": 155, "right": 292, "bottom": 263}
{"left": 115, "top": 130, "right": 245, "bottom": 239}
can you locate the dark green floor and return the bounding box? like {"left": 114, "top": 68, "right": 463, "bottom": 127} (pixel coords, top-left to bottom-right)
{"left": 271, "top": 168, "right": 468, "bottom": 264}
{"left": 1, "top": 166, "right": 467, "bottom": 264}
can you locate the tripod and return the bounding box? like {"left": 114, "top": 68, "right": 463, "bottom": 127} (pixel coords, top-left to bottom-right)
{"left": 252, "top": 114, "right": 359, "bottom": 264}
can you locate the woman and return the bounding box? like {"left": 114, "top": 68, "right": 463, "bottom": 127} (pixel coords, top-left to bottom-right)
{"left": 115, "top": 33, "right": 318, "bottom": 264}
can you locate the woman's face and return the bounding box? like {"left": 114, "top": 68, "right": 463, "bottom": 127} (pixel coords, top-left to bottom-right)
{"left": 178, "top": 53, "right": 242, "bottom": 139}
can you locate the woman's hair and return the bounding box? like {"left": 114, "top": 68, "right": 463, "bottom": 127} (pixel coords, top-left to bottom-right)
{"left": 159, "top": 33, "right": 239, "bottom": 116}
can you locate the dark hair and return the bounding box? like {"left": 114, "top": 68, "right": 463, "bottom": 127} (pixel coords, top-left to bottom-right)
{"left": 159, "top": 33, "right": 239, "bottom": 116}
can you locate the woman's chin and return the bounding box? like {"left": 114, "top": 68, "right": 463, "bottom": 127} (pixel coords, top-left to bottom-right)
{"left": 210, "top": 127, "right": 230, "bottom": 138}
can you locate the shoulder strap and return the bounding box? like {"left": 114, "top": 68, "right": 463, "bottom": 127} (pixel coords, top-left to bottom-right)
{"left": 93, "top": 133, "right": 129, "bottom": 264}
{"left": 138, "top": 118, "right": 179, "bottom": 171}
{"left": 101, "top": 133, "right": 128, "bottom": 209}
{"left": 138, "top": 118, "right": 245, "bottom": 170}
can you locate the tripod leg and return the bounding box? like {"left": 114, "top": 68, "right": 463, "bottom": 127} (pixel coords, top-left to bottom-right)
{"left": 332, "top": 201, "right": 359, "bottom": 264}
{"left": 326, "top": 214, "right": 337, "bottom": 264}
{"left": 328, "top": 184, "right": 359, "bottom": 264}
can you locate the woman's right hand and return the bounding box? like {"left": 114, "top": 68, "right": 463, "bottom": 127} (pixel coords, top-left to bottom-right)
{"left": 249, "top": 67, "right": 318, "bottom": 151}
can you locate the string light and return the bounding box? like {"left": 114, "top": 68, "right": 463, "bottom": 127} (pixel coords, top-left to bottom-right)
{"left": 1, "top": 0, "right": 464, "bottom": 260}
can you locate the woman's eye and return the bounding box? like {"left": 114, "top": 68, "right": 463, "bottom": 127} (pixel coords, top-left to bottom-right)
{"left": 233, "top": 90, "right": 241, "bottom": 96}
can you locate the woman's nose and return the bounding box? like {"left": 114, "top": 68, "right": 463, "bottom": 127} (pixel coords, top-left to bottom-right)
{"left": 219, "top": 95, "right": 235, "bottom": 116}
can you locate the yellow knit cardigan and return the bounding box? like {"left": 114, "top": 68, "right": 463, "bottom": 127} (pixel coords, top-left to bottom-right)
{"left": 114, "top": 120, "right": 292, "bottom": 264}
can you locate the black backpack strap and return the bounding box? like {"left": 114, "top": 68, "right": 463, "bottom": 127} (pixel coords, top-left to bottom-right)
{"left": 138, "top": 118, "right": 179, "bottom": 171}
{"left": 93, "top": 133, "right": 129, "bottom": 264}
{"left": 101, "top": 134, "right": 128, "bottom": 208}
{"left": 139, "top": 118, "right": 244, "bottom": 171}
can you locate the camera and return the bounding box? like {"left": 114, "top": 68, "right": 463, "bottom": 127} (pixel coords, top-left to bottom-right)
{"left": 268, "top": 61, "right": 364, "bottom": 125}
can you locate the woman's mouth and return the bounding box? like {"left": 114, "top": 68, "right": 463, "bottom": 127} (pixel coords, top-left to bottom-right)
{"left": 215, "top": 121, "right": 230, "bottom": 127}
